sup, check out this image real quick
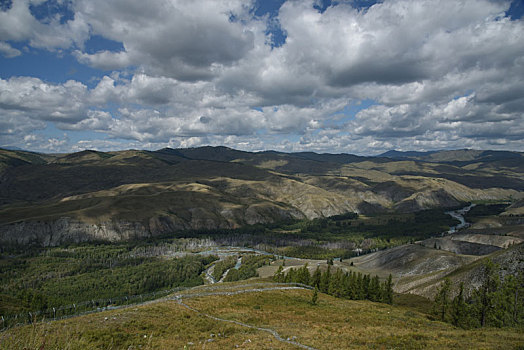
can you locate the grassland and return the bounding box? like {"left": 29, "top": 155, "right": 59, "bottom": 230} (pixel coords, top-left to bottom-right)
{"left": 1, "top": 281, "right": 523, "bottom": 349}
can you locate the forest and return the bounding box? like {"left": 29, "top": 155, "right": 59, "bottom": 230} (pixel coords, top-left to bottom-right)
{"left": 432, "top": 259, "right": 524, "bottom": 328}
{"left": 274, "top": 264, "right": 394, "bottom": 305}
{"left": 0, "top": 243, "right": 217, "bottom": 327}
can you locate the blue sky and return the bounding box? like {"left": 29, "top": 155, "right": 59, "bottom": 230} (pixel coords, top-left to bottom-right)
{"left": 0, "top": 0, "right": 523, "bottom": 155}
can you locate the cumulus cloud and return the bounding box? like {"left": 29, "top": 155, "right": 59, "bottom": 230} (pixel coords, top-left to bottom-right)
{"left": 71, "top": 0, "right": 255, "bottom": 80}
{"left": 0, "top": 77, "right": 89, "bottom": 122}
{"left": 0, "top": 0, "right": 523, "bottom": 154}
{"left": 0, "top": 0, "right": 89, "bottom": 50}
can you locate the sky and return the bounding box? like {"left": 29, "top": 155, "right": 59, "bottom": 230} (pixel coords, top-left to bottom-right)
{"left": 0, "top": 0, "right": 523, "bottom": 155}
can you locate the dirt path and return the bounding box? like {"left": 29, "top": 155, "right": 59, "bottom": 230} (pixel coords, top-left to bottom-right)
{"left": 172, "top": 285, "right": 317, "bottom": 350}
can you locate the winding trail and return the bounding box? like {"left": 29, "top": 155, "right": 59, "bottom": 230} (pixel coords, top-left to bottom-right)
{"left": 171, "top": 285, "right": 317, "bottom": 350}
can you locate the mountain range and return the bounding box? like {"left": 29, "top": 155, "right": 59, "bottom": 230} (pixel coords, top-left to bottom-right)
{"left": 1, "top": 147, "right": 522, "bottom": 246}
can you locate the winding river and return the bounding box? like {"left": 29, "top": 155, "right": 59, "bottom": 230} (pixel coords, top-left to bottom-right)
{"left": 445, "top": 203, "right": 476, "bottom": 234}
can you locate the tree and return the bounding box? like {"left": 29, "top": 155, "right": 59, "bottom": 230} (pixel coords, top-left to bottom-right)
{"left": 451, "top": 282, "right": 467, "bottom": 328}
{"left": 297, "top": 264, "right": 310, "bottom": 285}
{"left": 273, "top": 265, "right": 285, "bottom": 283}
{"left": 368, "top": 275, "right": 381, "bottom": 302}
{"left": 311, "top": 266, "right": 322, "bottom": 289}
{"left": 311, "top": 287, "right": 318, "bottom": 305}
{"left": 382, "top": 274, "right": 394, "bottom": 304}
{"left": 320, "top": 266, "right": 331, "bottom": 293}
{"left": 433, "top": 278, "right": 452, "bottom": 322}
{"left": 362, "top": 274, "right": 370, "bottom": 299}
{"left": 473, "top": 259, "right": 500, "bottom": 327}
{"left": 328, "top": 269, "right": 344, "bottom": 297}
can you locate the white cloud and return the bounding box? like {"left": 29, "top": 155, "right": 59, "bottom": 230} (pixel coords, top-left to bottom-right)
{"left": 0, "top": 77, "right": 89, "bottom": 122}
{"left": 1, "top": 0, "right": 523, "bottom": 154}
{"left": 72, "top": 0, "right": 255, "bottom": 81}
{"left": 74, "top": 50, "right": 132, "bottom": 71}
{"left": 0, "top": 41, "right": 21, "bottom": 57}
{"left": 0, "top": 0, "right": 89, "bottom": 50}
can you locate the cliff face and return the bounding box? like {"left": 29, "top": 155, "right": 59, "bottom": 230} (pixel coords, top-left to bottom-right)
{"left": 0, "top": 219, "right": 150, "bottom": 247}
{"left": 0, "top": 203, "right": 305, "bottom": 247}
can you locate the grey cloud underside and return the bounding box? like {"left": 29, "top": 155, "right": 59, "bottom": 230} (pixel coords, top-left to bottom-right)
{"left": 0, "top": 0, "right": 523, "bottom": 154}
{"left": 329, "top": 60, "right": 430, "bottom": 86}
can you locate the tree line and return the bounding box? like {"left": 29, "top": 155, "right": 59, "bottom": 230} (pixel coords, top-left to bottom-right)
{"left": 274, "top": 264, "right": 393, "bottom": 304}
{"left": 433, "top": 259, "right": 524, "bottom": 328}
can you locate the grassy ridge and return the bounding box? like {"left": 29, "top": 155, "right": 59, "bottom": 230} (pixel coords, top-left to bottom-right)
{"left": 1, "top": 284, "right": 522, "bottom": 349}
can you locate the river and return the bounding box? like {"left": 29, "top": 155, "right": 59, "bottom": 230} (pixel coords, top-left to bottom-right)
{"left": 445, "top": 203, "right": 476, "bottom": 234}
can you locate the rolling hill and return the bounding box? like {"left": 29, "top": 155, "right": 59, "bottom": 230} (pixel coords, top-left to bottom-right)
{"left": 0, "top": 147, "right": 522, "bottom": 246}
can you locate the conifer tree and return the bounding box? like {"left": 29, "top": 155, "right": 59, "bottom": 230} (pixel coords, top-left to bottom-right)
{"left": 285, "top": 268, "right": 297, "bottom": 283}
{"left": 273, "top": 265, "right": 285, "bottom": 283}
{"left": 473, "top": 260, "right": 499, "bottom": 327}
{"left": 329, "top": 269, "right": 344, "bottom": 297}
{"left": 369, "top": 275, "right": 381, "bottom": 302}
{"left": 511, "top": 272, "right": 524, "bottom": 326}
{"left": 362, "top": 274, "right": 370, "bottom": 299}
{"left": 355, "top": 273, "right": 364, "bottom": 299}
{"left": 311, "top": 287, "right": 318, "bottom": 305}
{"left": 297, "top": 264, "right": 310, "bottom": 285}
{"left": 383, "top": 274, "right": 394, "bottom": 304}
{"left": 320, "top": 265, "right": 331, "bottom": 293}
{"left": 344, "top": 271, "right": 355, "bottom": 299}
{"left": 311, "top": 266, "right": 322, "bottom": 289}
{"left": 433, "top": 278, "right": 452, "bottom": 322}
{"left": 451, "top": 282, "right": 467, "bottom": 328}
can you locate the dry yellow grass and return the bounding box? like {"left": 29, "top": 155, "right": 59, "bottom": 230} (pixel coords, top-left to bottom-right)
{"left": 2, "top": 283, "right": 522, "bottom": 349}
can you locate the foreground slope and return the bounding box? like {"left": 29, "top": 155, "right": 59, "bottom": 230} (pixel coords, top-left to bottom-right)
{"left": 1, "top": 281, "right": 522, "bottom": 349}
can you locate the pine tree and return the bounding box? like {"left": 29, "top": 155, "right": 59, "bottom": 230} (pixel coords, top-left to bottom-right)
{"left": 320, "top": 265, "right": 331, "bottom": 293}
{"left": 344, "top": 271, "right": 356, "bottom": 299}
{"left": 273, "top": 265, "right": 285, "bottom": 283}
{"left": 451, "top": 282, "right": 467, "bottom": 328}
{"left": 297, "top": 264, "right": 310, "bottom": 285}
{"left": 369, "top": 275, "right": 381, "bottom": 302}
{"left": 473, "top": 260, "right": 500, "bottom": 327}
{"left": 382, "top": 274, "right": 394, "bottom": 304}
{"left": 512, "top": 272, "right": 524, "bottom": 326}
{"left": 328, "top": 269, "right": 344, "bottom": 297}
{"left": 311, "top": 266, "right": 322, "bottom": 289}
{"left": 285, "top": 268, "right": 297, "bottom": 283}
{"left": 497, "top": 273, "right": 523, "bottom": 327}
{"left": 362, "top": 274, "right": 370, "bottom": 299}
{"left": 355, "top": 273, "right": 364, "bottom": 299}
{"left": 311, "top": 287, "right": 318, "bottom": 305}
{"left": 433, "top": 278, "right": 452, "bottom": 322}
